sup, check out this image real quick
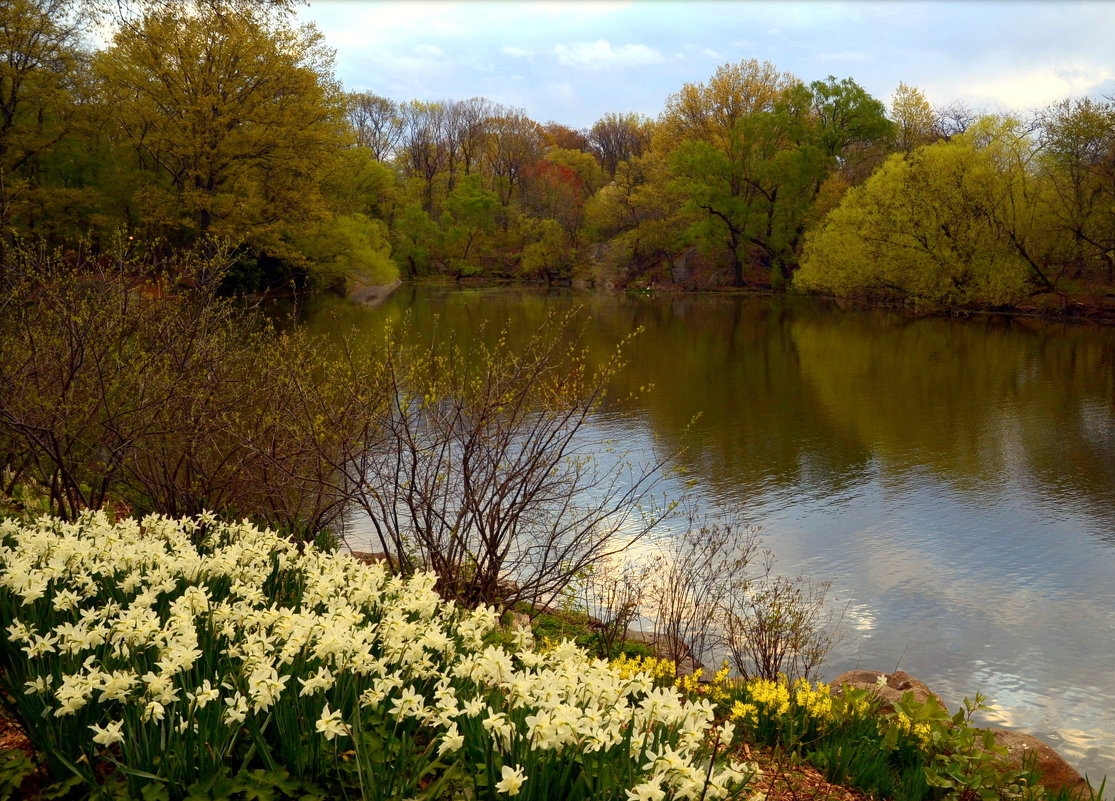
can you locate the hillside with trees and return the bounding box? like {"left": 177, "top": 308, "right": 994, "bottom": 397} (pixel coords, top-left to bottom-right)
{"left": 3, "top": 0, "right": 1114, "bottom": 313}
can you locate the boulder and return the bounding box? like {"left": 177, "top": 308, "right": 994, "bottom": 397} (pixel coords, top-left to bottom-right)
{"left": 349, "top": 550, "right": 390, "bottom": 565}
{"left": 988, "top": 729, "right": 1094, "bottom": 799}
{"left": 828, "top": 669, "right": 945, "bottom": 714}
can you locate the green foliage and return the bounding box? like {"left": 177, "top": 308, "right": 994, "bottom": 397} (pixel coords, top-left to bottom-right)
{"left": 391, "top": 202, "right": 440, "bottom": 278}
{"left": 0, "top": 749, "right": 36, "bottom": 800}
{"left": 293, "top": 213, "right": 398, "bottom": 290}
{"left": 797, "top": 142, "right": 1033, "bottom": 307}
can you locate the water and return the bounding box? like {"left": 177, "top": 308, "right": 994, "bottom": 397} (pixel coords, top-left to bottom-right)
{"left": 306, "top": 285, "right": 1115, "bottom": 780}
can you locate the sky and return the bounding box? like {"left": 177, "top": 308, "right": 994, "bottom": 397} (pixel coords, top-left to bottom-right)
{"left": 298, "top": 0, "right": 1115, "bottom": 130}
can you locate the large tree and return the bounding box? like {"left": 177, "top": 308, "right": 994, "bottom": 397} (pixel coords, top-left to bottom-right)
{"left": 0, "top": 0, "right": 91, "bottom": 248}
{"left": 95, "top": 1, "right": 346, "bottom": 255}
{"left": 796, "top": 135, "right": 1038, "bottom": 306}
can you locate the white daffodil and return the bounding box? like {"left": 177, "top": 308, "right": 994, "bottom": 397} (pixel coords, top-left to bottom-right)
{"left": 315, "top": 704, "right": 349, "bottom": 741}
{"left": 89, "top": 720, "right": 124, "bottom": 747}
{"left": 494, "top": 764, "right": 527, "bottom": 796}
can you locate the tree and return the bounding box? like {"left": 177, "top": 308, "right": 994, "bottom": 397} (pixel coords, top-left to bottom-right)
{"left": 347, "top": 91, "right": 403, "bottom": 161}
{"left": 1037, "top": 97, "right": 1115, "bottom": 282}
{"left": 542, "top": 121, "right": 589, "bottom": 152}
{"left": 399, "top": 100, "right": 446, "bottom": 213}
{"left": 0, "top": 0, "right": 90, "bottom": 249}
{"left": 0, "top": 0, "right": 85, "bottom": 173}
{"left": 588, "top": 112, "right": 651, "bottom": 177}
{"left": 521, "top": 156, "right": 586, "bottom": 238}
{"left": 796, "top": 139, "right": 1035, "bottom": 307}
{"left": 670, "top": 85, "right": 826, "bottom": 286}
{"left": 483, "top": 110, "right": 543, "bottom": 210}
{"left": 809, "top": 75, "right": 893, "bottom": 162}
{"left": 659, "top": 59, "right": 797, "bottom": 149}
{"left": 443, "top": 173, "right": 499, "bottom": 274}
{"left": 890, "top": 82, "right": 939, "bottom": 152}
{"left": 95, "top": 2, "right": 346, "bottom": 256}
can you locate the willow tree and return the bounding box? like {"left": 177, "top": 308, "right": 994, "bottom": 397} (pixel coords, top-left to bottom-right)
{"left": 94, "top": 1, "right": 346, "bottom": 256}
{"left": 796, "top": 137, "right": 1036, "bottom": 307}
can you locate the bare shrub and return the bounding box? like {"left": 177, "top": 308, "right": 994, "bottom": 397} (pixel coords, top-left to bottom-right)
{"left": 0, "top": 242, "right": 357, "bottom": 534}
{"left": 725, "top": 573, "right": 844, "bottom": 682}
{"left": 572, "top": 556, "right": 651, "bottom": 657}
{"left": 327, "top": 313, "right": 676, "bottom": 610}
{"left": 644, "top": 512, "right": 763, "bottom": 671}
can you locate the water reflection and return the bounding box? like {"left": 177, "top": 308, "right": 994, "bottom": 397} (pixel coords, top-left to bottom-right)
{"left": 305, "top": 286, "right": 1115, "bottom": 780}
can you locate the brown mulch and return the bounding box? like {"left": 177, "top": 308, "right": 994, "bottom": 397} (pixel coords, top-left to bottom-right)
{"left": 0, "top": 705, "right": 31, "bottom": 753}
{"left": 742, "top": 743, "right": 877, "bottom": 801}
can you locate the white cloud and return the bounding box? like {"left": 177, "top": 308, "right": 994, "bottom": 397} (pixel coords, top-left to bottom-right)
{"left": 502, "top": 46, "right": 532, "bottom": 57}
{"left": 553, "top": 40, "right": 665, "bottom": 70}
{"left": 414, "top": 44, "right": 444, "bottom": 57}
{"left": 936, "top": 64, "right": 1115, "bottom": 111}
{"left": 702, "top": 48, "right": 722, "bottom": 59}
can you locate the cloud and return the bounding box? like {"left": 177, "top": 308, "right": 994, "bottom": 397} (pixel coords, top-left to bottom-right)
{"left": 501, "top": 46, "right": 532, "bottom": 57}
{"left": 553, "top": 40, "right": 665, "bottom": 70}
{"left": 939, "top": 64, "right": 1115, "bottom": 111}
{"left": 414, "top": 44, "right": 444, "bottom": 57}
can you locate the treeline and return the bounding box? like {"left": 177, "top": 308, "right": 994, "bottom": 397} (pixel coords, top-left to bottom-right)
{"left": 4, "top": 0, "right": 1115, "bottom": 308}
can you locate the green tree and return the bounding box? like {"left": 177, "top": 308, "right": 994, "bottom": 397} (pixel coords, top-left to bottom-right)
{"left": 670, "top": 85, "right": 823, "bottom": 286}
{"left": 95, "top": 2, "right": 346, "bottom": 259}
{"left": 391, "top": 201, "right": 440, "bottom": 278}
{"left": 1037, "top": 97, "right": 1115, "bottom": 283}
{"left": 796, "top": 139, "right": 1034, "bottom": 307}
{"left": 443, "top": 173, "right": 499, "bottom": 275}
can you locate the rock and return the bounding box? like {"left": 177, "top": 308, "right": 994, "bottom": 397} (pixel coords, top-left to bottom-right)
{"left": 348, "top": 550, "right": 390, "bottom": 565}
{"left": 988, "top": 729, "right": 1095, "bottom": 799}
{"left": 348, "top": 278, "right": 401, "bottom": 307}
{"left": 828, "top": 669, "right": 945, "bottom": 714}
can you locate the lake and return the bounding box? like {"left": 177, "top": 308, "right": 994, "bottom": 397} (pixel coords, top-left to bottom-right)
{"left": 307, "top": 284, "right": 1115, "bottom": 781}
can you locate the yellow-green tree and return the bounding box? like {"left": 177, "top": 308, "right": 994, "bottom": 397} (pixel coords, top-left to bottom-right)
{"left": 95, "top": 1, "right": 346, "bottom": 258}
{"left": 1037, "top": 97, "right": 1115, "bottom": 283}
{"left": 0, "top": 0, "right": 94, "bottom": 248}
{"left": 796, "top": 137, "right": 1037, "bottom": 306}
{"left": 890, "top": 82, "right": 939, "bottom": 152}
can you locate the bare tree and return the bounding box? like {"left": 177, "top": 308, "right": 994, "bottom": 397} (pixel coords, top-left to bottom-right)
{"left": 399, "top": 100, "right": 447, "bottom": 212}
{"left": 453, "top": 96, "right": 494, "bottom": 177}
{"left": 936, "top": 100, "right": 978, "bottom": 141}
{"left": 347, "top": 92, "right": 404, "bottom": 161}
{"left": 483, "top": 109, "right": 544, "bottom": 208}
{"left": 588, "top": 112, "right": 652, "bottom": 177}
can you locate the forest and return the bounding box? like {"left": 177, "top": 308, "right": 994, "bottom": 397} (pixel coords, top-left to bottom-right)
{"left": 4, "top": 0, "right": 1115, "bottom": 311}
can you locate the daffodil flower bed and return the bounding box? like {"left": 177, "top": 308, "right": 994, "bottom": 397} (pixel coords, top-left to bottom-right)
{"left": 0, "top": 513, "right": 759, "bottom": 801}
